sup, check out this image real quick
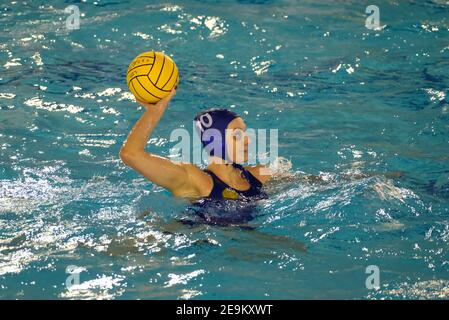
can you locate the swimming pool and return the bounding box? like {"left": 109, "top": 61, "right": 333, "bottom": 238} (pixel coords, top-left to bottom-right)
{"left": 1, "top": 0, "right": 448, "bottom": 299}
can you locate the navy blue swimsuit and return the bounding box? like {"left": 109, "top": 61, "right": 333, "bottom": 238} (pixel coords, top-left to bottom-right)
{"left": 202, "top": 163, "right": 268, "bottom": 201}
{"left": 182, "top": 164, "right": 267, "bottom": 226}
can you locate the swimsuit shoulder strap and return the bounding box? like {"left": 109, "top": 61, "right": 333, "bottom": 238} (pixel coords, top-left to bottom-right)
{"left": 203, "top": 165, "right": 264, "bottom": 199}
{"left": 203, "top": 169, "right": 227, "bottom": 198}
{"left": 231, "top": 163, "right": 263, "bottom": 189}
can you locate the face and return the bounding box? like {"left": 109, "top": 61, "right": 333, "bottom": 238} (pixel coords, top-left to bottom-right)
{"left": 226, "top": 117, "right": 249, "bottom": 164}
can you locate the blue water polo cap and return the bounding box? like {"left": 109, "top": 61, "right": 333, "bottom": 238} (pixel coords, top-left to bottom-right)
{"left": 194, "top": 108, "right": 239, "bottom": 162}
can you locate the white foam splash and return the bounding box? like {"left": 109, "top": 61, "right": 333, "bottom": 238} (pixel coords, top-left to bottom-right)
{"left": 425, "top": 88, "right": 446, "bottom": 102}
{"left": 31, "top": 52, "right": 43, "bottom": 66}
{"left": 269, "top": 156, "right": 292, "bottom": 175}
{"left": 250, "top": 57, "right": 275, "bottom": 76}
{"left": 204, "top": 16, "right": 227, "bottom": 38}
{"left": 60, "top": 275, "right": 125, "bottom": 300}
{"left": 24, "top": 97, "right": 84, "bottom": 114}
{"left": 97, "top": 87, "right": 122, "bottom": 97}
{"left": 160, "top": 4, "right": 182, "bottom": 12}
{"left": 132, "top": 32, "right": 152, "bottom": 40}
{"left": 165, "top": 269, "right": 205, "bottom": 287}
{"left": 0, "top": 249, "right": 35, "bottom": 276}
{"left": 4, "top": 58, "right": 22, "bottom": 68}
{"left": 0, "top": 93, "right": 16, "bottom": 99}
{"left": 379, "top": 280, "right": 449, "bottom": 299}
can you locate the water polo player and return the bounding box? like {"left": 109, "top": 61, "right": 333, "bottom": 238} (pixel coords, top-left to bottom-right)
{"left": 120, "top": 88, "right": 272, "bottom": 201}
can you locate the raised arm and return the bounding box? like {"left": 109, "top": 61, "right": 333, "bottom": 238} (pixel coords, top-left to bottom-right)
{"left": 119, "top": 89, "right": 203, "bottom": 196}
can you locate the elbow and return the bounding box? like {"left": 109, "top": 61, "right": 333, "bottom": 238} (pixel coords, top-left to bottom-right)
{"left": 119, "top": 147, "right": 138, "bottom": 165}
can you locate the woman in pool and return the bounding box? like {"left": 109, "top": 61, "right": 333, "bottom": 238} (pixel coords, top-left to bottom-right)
{"left": 120, "top": 88, "right": 271, "bottom": 201}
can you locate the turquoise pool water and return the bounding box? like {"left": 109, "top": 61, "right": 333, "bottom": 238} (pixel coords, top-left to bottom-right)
{"left": 1, "top": 0, "right": 449, "bottom": 299}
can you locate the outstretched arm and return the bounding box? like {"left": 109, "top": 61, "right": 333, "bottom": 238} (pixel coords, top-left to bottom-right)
{"left": 270, "top": 170, "right": 404, "bottom": 185}
{"left": 246, "top": 164, "right": 273, "bottom": 184}
{"left": 119, "top": 89, "right": 199, "bottom": 196}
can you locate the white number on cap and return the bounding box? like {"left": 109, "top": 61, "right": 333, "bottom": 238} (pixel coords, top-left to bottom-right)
{"left": 198, "top": 113, "right": 213, "bottom": 133}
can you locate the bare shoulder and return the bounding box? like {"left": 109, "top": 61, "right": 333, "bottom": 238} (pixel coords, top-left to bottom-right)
{"left": 172, "top": 162, "right": 213, "bottom": 198}
{"left": 245, "top": 164, "right": 272, "bottom": 184}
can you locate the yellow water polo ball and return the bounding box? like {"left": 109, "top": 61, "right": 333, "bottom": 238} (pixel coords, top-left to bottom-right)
{"left": 126, "top": 51, "right": 179, "bottom": 104}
